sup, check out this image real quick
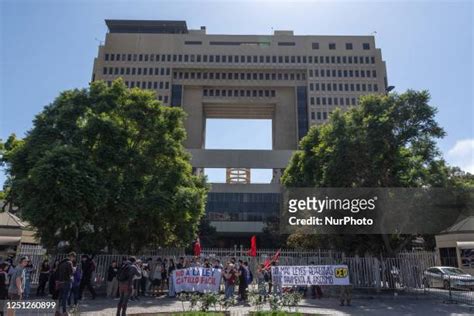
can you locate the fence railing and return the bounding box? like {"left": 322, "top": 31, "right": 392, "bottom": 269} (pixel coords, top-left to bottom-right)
{"left": 14, "top": 245, "right": 438, "bottom": 291}
{"left": 14, "top": 245, "right": 185, "bottom": 286}
{"left": 422, "top": 272, "right": 474, "bottom": 306}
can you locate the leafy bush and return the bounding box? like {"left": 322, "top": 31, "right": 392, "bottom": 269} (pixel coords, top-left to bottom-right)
{"left": 218, "top": 294, "right": 236, "bottom": 311}
{"left": 199, "top": 292, "right": 219, "bottom": 312}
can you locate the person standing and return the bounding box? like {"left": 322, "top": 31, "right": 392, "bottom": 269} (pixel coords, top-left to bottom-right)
{"left": 107, "top": 261, "right": 119, "bottom": 298}
{"left": 68, "top": 262, "right": 81, "bottom": 311}
{"left": 223, "top": 262, "right": 237, "bottom": 300}
{"left": 36, "top": 259, "right": 50, "bottom": 296}
{"left": 151, "top": 260, "right": 162, "bottom": 296}
{"left": 130, "top": 260, "right": 142, "bottom": 301}
{"left": 176, "top": 257, "right": 184, "bottom": 270}
{"left": 140, "top": 263, "right": 149, "bottom": 297}
{"left": 79, "top": 255, "right": 96, "bottom": 300}
{"left": 340, "top": 284, "right": 353, "bottom": 306}
{"left": 23, "top": 260, "right": 35, "bottom": 299}
{"left": 256, "top": 264, "right": 267, "bottom": 302}
{"left": 49, "top": 259, "right": 60, "bottom": 300}
{"left": 8, "top": 256, "right": 28, "bottom": 300}
{"left": 237, "top": 260, "right": 248, "bottom": 302}
{"left": 116, "top": 257, "right": 140, "bottom": 316}
{"left": 56, "top": 252, "right": 75, "bottom": 316}
{"left": 0, "top": 263, "right": 9, "bottom": 299}
{"left": 167, "top": 259, "right": 176, "bottom": 297}
{"left": 0, "top": 263, "right": 8, "bottom": 315}
{"left": 160, "top": 260, "right": 168, "bottom": 294}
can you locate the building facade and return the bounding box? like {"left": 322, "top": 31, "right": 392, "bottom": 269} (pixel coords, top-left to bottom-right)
{"left": 92, "top": 20, "right": 388, "bottom": 245}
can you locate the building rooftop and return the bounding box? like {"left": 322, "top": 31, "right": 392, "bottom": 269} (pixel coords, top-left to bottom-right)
{"left": 440, "top": 216, "right": 474, "bottom": 234}
{"left": 105, "top": 19, "right": 188, "bottom": 34}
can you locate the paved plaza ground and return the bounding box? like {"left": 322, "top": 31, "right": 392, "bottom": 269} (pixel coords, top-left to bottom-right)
{"left": 75, "top": 295, "right": 473, "bottom": 316}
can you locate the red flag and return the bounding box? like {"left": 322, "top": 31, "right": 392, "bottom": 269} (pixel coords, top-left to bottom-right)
{"left": 248, "top": 235, "right": 257, "bottom": 257}
{"left": 263, "top": 258, "right": 271, "bottom": 269}
{"left": 263, "top": 248, "right": 281, "bottom": 270}
{"left": 193, "top": 237, "right": 201, "bottom": 257}
{"left": 272, "top": 249, "right": 281, "bottom": 262}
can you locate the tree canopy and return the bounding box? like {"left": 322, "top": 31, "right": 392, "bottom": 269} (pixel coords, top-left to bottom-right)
{"left": 1, "top": 79, "right": 208, "bottom": 253}
{"left": 281, "top": 90, "right": 470, "bottom": 255}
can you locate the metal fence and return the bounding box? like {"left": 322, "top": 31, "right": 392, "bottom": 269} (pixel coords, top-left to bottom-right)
{"left": 13, "top": 245, "right": 473, "bottom": 305}
{"left": 14, "top": 245, "right": 185, "bottom": 287}
{"left": 420, "top": 267, "right": 474, "bottom": 306}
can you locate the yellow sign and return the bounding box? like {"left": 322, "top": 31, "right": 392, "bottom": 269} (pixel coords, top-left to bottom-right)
{"left": 335, "top": 267, "right": 348, "bottom": 278}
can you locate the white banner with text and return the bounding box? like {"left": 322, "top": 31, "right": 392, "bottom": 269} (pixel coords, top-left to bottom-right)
{"left": 172, "top": 267, "right": 222, "bottom": 293}
{"left": 271, "top": 265, "right": 350, "bottom": 286}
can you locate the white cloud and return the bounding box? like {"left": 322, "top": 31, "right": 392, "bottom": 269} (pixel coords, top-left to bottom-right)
{"left": 447, "top": 139, "right": 474, "bottom": 173}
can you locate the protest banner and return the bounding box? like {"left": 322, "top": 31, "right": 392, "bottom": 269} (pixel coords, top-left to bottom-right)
{"left": 271, "top": 265, "right": 350, "bottom": 286}
{"left": 172, "top": 267, "right": 222, "bottom": 293}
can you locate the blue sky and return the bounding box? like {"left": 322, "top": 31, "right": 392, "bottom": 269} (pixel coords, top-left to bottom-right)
{"left": 1, "top": 0, "right": 473, "bottom": 185}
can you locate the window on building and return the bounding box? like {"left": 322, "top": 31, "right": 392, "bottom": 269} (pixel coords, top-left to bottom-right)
{"left": 345, "top": 43, "right": 353, "bottom": 50}
{"left": 363, "top": 43, "right": 370, "bottom": 50}
{"left": 312, "top": 42, "right": 320, "bottom": 50}
{"left": 278, "top": 42, "right": 296, "bottom": 46}
{"left": 329, "top": 43, "right": 336, "bottom": 50}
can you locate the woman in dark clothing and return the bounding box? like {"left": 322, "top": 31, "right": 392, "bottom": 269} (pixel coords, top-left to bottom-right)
{"left": 49, "top": 259, "right": 60, "bottom": 299}
{"left": 167, "top": 259, "right": 176, "bottom": 297}
{"left": 0, "top": 263, "right": 9, "bottom": 299}
{"left": 36, "top": 259, "right": 50, "bottom": 296}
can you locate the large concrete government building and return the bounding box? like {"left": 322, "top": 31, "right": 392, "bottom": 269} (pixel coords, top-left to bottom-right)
{"left": 92, "top": 20, "right": 388, "bottom": 246}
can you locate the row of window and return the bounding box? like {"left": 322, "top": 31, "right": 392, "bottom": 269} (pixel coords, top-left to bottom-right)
{"left": 310, "top": 82, "right": 379, "bottom": 93}
{"left": 125, "top": 81, "right": 169, "bottom": 90}
{"left": 310, "top": 96, "right": 358, "bottom": 106}
{"left": 104, "top": 53, "right": 377, "bottom": 65}
{"left": 105, "top": 81, "right": 169, "bottom": 103}
{"left": 174, "top": 71, "right": 306, "bottom": 81}
{"left": 206, "top": 212, "right": 273, "bottom": 222}
{"left": 311, "top": 111, "right": 331, "bottom": 121}
{"left": 316, "top": 42, "right": 371, "bottom": 50}
{"left": 309, "top": 68, "right": 377, "bottom": 79}
{"left": 185, "top": 41, "right": 371, "bottom": 51}
{"left": 203, "top": 89, "right": 277, "bottom": 98}
{"left": 103, "top": 66, "right": 377, "bottom": 82}
{"left": 103, "top": 67, "right": 170, "bottom": 76}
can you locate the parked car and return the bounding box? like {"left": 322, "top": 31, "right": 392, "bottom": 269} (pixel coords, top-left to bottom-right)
{"left": 422, "top": 266, "right": 474, "bottom": 290}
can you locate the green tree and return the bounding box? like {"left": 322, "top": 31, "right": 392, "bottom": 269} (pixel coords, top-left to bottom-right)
{"left": 282, "top": 90, "right": 460, "bottom": 255}
{"left": 1, "top": 79, "right": 208, "bottom": 253}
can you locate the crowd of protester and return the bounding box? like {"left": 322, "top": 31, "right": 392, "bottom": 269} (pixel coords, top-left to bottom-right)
{"left": 0, "top": 253, "right": 350, "bottom": 316}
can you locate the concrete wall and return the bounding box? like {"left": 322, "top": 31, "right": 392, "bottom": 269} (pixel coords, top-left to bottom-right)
{"left": 188, "top": 149, "right": 295, "bottom": 169}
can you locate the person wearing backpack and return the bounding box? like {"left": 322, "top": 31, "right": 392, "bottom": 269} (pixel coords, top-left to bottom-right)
{"left": 116, "top": 257, "right": 140, "bottom": 316}
{"left": 79, "top": 255, "right": 96, "bottom": 300}
{"left": 55, "top": 252, "right": 76, "bottom": 316}
{"left": 237, "top": 260, "right": 248, "bottom": 302}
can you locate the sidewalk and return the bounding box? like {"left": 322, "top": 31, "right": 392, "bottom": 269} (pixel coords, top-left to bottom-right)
{"left": 77, "top": 296, "right": 474, "bottom": 316}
